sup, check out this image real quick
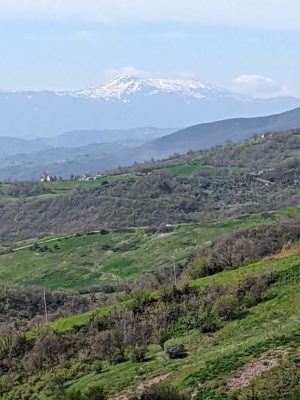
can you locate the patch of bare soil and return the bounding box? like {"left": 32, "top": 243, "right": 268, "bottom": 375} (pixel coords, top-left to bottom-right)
{"left": 113, "top": 373, "right": 171, "bottom": 400}
{"left": 225, "top": 349, "right": 287, "bottom": 392}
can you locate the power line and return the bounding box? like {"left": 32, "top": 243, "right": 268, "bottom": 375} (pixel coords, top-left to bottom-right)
{"left": 43, "top": 289, "right": 48, "bottom": 325}
{"left": 172, "top": 252, "right": 177, "bottom": 286}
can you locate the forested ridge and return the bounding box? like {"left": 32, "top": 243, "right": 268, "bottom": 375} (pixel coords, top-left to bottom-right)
{"left": 1, "top": 131, "right": 300, "bottom": 242}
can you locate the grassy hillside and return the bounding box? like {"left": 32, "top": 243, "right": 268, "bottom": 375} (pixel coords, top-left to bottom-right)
{"left": 69, "top": 262, "right": 299, "bottom": 400}
{"left": 1, "top": 208, "right": 299, "bottom": 291}
{"left": 2, "top": 247, "right": 299, "bottom": 399}
{"left": 162, "top": 159, "right": 245, "bottom": 179}
{"left": 58, "top": 255, "right": 300, "bottom": 399}
{"left": 49, "top": 244, "right": 300, "bottom": 334}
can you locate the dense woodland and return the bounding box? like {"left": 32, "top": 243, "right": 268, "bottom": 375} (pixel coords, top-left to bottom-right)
{"left": 1, "top": 131, "right": 300, "bottom": 242}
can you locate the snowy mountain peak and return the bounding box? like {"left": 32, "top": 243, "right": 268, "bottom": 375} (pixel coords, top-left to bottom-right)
{"left": 74, "top": 75, "right": 232, "bottom": 102}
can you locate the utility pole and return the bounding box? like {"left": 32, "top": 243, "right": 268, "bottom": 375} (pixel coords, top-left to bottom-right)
{"left": 172, "top": 253, "right": 177, "bottom": 286}
{"left": 43, "top": 289, "right": 48, "bottom": 325}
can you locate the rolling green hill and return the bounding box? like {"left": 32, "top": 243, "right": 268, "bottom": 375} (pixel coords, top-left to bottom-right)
{"left": 1, "top": 208, "right": 299, "bottom": 291}
{"left": 1, "top": 245, "right": 299, "bottom": 399}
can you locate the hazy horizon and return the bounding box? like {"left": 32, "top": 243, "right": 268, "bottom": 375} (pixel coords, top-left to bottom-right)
{"left": 1, "top": 1, "right": 300, "bottom": 98}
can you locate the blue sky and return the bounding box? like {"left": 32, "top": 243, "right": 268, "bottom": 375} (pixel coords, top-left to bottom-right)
{"left": 1, "top": 0, "right": 300, "bottom": 97}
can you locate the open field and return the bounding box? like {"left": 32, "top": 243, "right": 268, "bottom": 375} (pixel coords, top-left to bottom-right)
{"left": 2, "top": 207, "right": 300, "bottom": 291}
{"left": 162, "top": 158, "right": 246, "bottom": 179}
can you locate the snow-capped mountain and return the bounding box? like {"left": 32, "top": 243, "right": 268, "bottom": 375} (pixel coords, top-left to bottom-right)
{"left": 1, "top": 75, "right": 300, "bottom": 139}
{"left": 73, "top": 75, "right": 237, "bottom": 102}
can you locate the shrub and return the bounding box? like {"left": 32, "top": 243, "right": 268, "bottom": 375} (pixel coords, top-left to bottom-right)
{"left": 0, "top": 375, "right": 13, "bottom": 396}
{"left": 82, "top": 384, "right": 106, "bottom": 400}
{"left": 129, "top": 385, "right": 188, "bottom": 399}
{"left": 212, "top": 295, "right": 240, "bottom": 321}
{"left": 165, "top": 344, "right": 187, "bottom": 359}
{"left": 199, "top": 314, "right": 220, "bottom": 333}
{"left": 155, "top": 329, "right": 172, "bottom": 350}
{"left": 129, "top": 345, "right": 147, "bottom": 363}
{"left": 93, "top": 361, "right": 104, "bottom": 373}
{"left": 183, "top": 257, "right": 208, "bottom": 280}
{"left": 66, "top": 384, "right": 106, "bottom": 400}
{"left": 131, "top": 290, "right": 156, "bottom": 311}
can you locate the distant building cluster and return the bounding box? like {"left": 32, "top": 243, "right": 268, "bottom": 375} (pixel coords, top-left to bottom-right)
{"left": 39, "top": 173, "right": 103, "bottom": 182}
{"left": 78, "top": 174, "right": 103, "bottom": 181}
{"left": 40, "top": 174, "right": 58, "bottom": 182}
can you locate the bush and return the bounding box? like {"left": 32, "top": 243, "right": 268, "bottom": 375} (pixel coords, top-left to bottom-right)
{"left": 129, "top": 385, "right": 188, "bottom": 399}
{"left": 165, "top": 344, "right": 187, "bottom": 359}
{"left": 0, "top": 375, "right": 13, "bottom": 396}
{"left": 155, "top": 329, "right": 172, "bottom": 350}
{"left": 199, "top": 314, "right": 220, "bottom": 333}
{"left": 66, "top": 384, "right": 106, "bottom": 400}
{"left": 212, "top": 295, "right": 240, "bottom": 321}
{"left": 129, "top": 345, "right": 147, "bottom": 363}
{"left": 82, "top": 384, "right": 106, "bottom": 400}
{"left": 183, "top": 257, "right": 208, "bottom": 280}
{"left": 93, "top": 361, "right": 104, "bottom": 373}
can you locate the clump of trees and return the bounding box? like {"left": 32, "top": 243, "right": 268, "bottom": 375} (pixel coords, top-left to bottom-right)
{"left": 7, "top": 182, "right": 53, "bottom": 199}
{"left": 183, "top": 220, "right": 300, "bottom": 279}
{"left": 0, "top": 284, "right": 119, "bottom": 328}
{"left": 0, "top": 271, "right": 278, "bottom": 382}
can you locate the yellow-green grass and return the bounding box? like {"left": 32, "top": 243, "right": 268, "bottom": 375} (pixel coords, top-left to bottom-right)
{"left": 50, "top": 299, "right": 135, "bottom": 333}
{"left": 49, "top": 248, "right": 299, "bottom": 336}
{"left": 161, "top": 159, "right": 245, "bottom": 179}
{"left": 0, "top": 226, "right": 205, "bottom": 290}
{"left": 1, "top": 207, "right": 300, "bottom": 292}
{"left": 190, "top": 254, "right": 300, "bottom": 288}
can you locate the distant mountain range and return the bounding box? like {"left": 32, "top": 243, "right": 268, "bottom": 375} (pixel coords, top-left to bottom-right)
{"left": 44, "top": 127, "right": 175, "bottom": 148}
{"left": 0, "top": 137, "right": 48, "bottom": 159}
{"left": 1, "top": 75, "right": 300, "bottom": 138}
{"left": 1, "top": 107, "right": 300, "bottom": 181}
{"left": 0, "top": 127, "right": 175, "bottom": 180}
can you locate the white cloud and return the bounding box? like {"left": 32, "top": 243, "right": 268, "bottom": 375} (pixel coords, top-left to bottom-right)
{"left": 1, "top": 0, "right": 300, "bottom": 29}
{"left": 232, "top": 74, "right": 300, "bottom": 98}
{"left": 233, "top": 74, "right": 281, "bottom": 98}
